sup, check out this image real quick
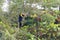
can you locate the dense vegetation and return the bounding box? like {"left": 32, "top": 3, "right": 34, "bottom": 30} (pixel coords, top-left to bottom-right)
{"left": 0, "top": 0, "right": 60, "bottom": 40}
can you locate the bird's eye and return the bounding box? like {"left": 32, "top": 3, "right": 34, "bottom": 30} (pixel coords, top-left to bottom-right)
{"left": 22, "top": 14, "right": 24, "bottom": 17}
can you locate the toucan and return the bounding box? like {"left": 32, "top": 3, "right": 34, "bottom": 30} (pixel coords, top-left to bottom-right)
{"left": 18, "top": 14, "right": 25, "bottom": 27}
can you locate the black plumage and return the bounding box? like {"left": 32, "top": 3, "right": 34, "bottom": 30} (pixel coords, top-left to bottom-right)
{"left": 18, "top": 15, "right": 23, "bottom": 27}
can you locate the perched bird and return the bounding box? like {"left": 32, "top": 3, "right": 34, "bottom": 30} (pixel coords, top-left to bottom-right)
{"left": 18, "top": 13, "right": 25, "bottom": 27}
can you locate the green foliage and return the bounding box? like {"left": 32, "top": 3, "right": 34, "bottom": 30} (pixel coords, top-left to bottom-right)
{"left": 0, "top": 0, "right": 60, "bottom": 40}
